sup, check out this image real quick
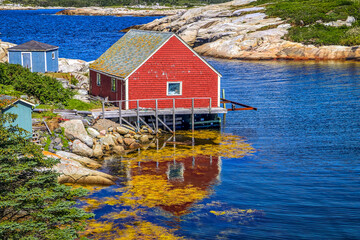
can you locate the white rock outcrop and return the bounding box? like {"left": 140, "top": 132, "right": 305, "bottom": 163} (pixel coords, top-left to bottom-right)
{"left": 136, "top": 0, "right": 360, "bottom": 60}
{"left": 72, "top": 139, "right": 93, "bottom": 157}
{"left": 60, "top": 119, "right": 93, "bottom": 148}
{"left": 0, "top": 40, "right": 16, "bottom": 63}
{"left": 58, "top": 58, "right": 89, "bottom": 73}
{"left": 56, "top": 151, "right": 101, "bottom": 169}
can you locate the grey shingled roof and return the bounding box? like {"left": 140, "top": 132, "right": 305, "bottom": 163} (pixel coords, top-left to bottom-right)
{"left": 8, "top": 40, "right": 58, "bottom": 52}
{"left": 89, "top": 30, "right": 175, "bottom": 79}
{"left": 0, "top": 95, "right": 34, "bottom": 110}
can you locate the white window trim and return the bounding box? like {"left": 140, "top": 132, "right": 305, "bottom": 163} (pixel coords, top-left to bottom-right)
{"left": 111, "top": 78, "right": 116, "bottom": 92}
{"left": 167, "top": 82, "right": 182, "bottom": 96}
{"left": 96, "top": 73, "right": 101, "bottom": 86}
{"left": 44, "top": 52, "right": 47, "bottom": 72}
{"left": 52, "top": 52, "right": 55, "bottom": 60}
{"left": 21, "top": 52, "right": 32, "bottom": 72}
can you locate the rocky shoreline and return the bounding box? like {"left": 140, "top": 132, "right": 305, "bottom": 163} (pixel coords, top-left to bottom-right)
{"left": 0, "top": 5, "right": 63, "bottom": 10}
{"left": 132, "top": 0, "right": 360, "bottom": 61}
{"left": 41, "top": 118, "right": 163, "bottom": 186}
{"left": 55, "top": 7, "right": 185, "bottom": 17}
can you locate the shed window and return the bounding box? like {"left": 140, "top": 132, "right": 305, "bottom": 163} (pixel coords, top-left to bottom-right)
{"left": 167, "top": 82, "right": 182, "bottom": 96}
{"left": 96, "top": 73, "right": 101, "bottom": 86}
{"left": 111, "top": 78, "right": 116, "bottom": 92}
{"left": 167, "top": 162, "right": 184, "bottom": 181}
{"left": 52, "top": 52, "right": 55, "bottom": 60}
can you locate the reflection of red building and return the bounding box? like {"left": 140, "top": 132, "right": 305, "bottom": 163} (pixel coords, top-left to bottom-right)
{"left": 129, "top": 155, "right": 221, "bottom": 215}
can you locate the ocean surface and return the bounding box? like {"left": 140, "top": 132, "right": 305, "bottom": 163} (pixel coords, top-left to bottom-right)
{"left": 1, "top": 10, "right": 360, "bottom": 239}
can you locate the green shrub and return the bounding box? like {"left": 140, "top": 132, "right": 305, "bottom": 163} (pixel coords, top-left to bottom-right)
{"left": 0, "top": 84, "right": 24, "bottom": 97}
{"left": 0, "top": 113, "right": 93, "bottom": 239}
{"left": 0, "top": 63, "right": 74, "bottom": 104}
{"left": 286, "top": 24, "right": 349, "bottom": 45}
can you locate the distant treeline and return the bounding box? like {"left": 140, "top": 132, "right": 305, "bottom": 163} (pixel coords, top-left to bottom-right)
{"left": 8, "top": 0, "right": 229, "bottom": 7}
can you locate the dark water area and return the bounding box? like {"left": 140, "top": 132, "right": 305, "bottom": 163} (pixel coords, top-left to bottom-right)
{"left": 1, "top": 10, "right": 360, "bottom": 239}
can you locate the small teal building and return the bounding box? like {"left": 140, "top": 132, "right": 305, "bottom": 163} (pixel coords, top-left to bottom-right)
{"left": 8, "top": 40, "right": 59, "bottom": 73}
{"left": 0, "top": 95, "right": 35, "bottom": 138}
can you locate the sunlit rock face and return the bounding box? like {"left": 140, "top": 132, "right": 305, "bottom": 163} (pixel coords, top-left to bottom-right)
{"left": 0, "top": 40, "right": 16, "bottom": 63}
{"left": 137, "top": 0, "right": 360, "bottom": 60}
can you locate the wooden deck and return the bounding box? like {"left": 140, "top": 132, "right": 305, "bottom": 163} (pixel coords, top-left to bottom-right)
{"left": 91, "top": 107, "right": 227, "bottom": 119}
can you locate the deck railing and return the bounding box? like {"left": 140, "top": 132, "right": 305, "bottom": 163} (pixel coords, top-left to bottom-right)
{"left": 102, "top": 97, "right": 214, "bottom": 133}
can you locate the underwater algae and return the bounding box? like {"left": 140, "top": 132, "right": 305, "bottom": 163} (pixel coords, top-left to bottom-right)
{"left": 79, "top": 130, "right": 261, "bottom": 239}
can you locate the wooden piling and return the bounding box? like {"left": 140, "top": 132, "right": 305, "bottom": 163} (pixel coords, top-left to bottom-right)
{"left": 222, "top": 89, "right": 226, "bottom": 109}
{"left": 209, "top": 98, "right": 212, "bottom": 114}
{"left": 102, "top": 100, "right": 105, "bottom": 119}
{"left": 118, "top": 101, "right": 122, "bottom": 126}
{"left": 155, "top": 99, "right": 158, "bottom": 135}
{"left": 172, "top": 98, "right": 176, "bottom": 134}
{"left": 136, "top": 100, "right": 140, "bottom": 132}
{"left": 191, "top": 98, "right": 195, "bottom": 132}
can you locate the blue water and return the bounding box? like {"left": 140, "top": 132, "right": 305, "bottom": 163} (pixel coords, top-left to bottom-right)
{"left": 0, "top": 9, "right": 162, "bottom": 61}
{"left": 1, "top": 10, "right": 360, "bottom": 239}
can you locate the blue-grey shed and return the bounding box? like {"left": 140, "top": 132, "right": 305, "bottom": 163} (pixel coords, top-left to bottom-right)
{"left": 8, "top": 40, "right": 59, "bottom": 73}
{"left": 0, "top": 95, "right": 35, "bottom": 138}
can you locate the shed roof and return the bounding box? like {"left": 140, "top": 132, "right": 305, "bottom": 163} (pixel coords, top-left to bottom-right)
{"left": 8, "top": 40, "right": 58, "bottom": 52}
{"left": 90, "top": 30, "right": 174, "bottom": 79}
{"left": 0, "top": 95, "right": 35, "bottom": 110}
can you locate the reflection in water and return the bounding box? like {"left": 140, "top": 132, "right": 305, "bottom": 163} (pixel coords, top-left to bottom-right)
{"left": 79, "top": 131, "right": 260, "bottom": 239}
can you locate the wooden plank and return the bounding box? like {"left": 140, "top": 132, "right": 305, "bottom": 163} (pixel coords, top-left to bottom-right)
{"left": 120, "top": 118, "right": 136, "bottom": 129}
{"left": 155, "top": 99, "right": 158, "bottom": 134}
{"left": 172, "top": 98, "right": 176, "bottom": 133}
{"left": 136, "top": 100, "right": 140, "bottom": 132}
{"left": 102, "top": 101, "right": 105, "bottom": 119}
{"left": 221, "top": 98, "right": 257, "bottom": 110}
{"left": 139, "top": 117, "right": 155, "bottom": 134}
{"left": 119, "top": 102, "right": 122, "bottom": 126}
{"left": 227, "top": 107, "right": 255, "bottom": 111}
{"left": 156, "top": 116, "right": 173, "bottom": 133}
{"left": 191, "top": 98, "right": 194, "bottom": 132}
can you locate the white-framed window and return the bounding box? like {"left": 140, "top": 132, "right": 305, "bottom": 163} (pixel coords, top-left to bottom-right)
{"left": 111, "top": 78, "right": 116, "bottom": 92}
{"left": 96, "top": 73, "right": 101, "bottom": 86}
{"left": 166, "top": 162, "right": 184, "bottom": 181}
{"left": 52, "top": 52, "right": 55, "bottom": 60}
{"left": 167, "top": 82, "right": 182, "bottom": 96}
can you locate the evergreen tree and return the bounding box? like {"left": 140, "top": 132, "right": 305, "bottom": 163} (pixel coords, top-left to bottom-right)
{"left": 0, "top": 113, "right": 93, "bottom": 239}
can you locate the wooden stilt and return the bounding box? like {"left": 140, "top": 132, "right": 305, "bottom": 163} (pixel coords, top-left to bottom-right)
{"left": 139, "top": 116, "right": 155, "bottom": 134}
{"left": 155, "top": 99, "right": 158, "bottom": 135}
{"left": 191, "top": 98, "right": 195, "bottom": 132}
{"left": 120, "top": 117, "right": 136, "bottom": 129}
{"left": 119, "top": 101, "right": 122, "bottom": 126}
{"left": 222, "top": 89, "right": 226, "bottom": 109}
{"left": 136, "top": 100, "right": 140, "bottom": 132}
{"left": 172, "top": 98, "right": 176, "bottom": 133}
{"left": 157, "top": 116, "right": 173, "bottom": 133}
{"left": 102, "top": 100, "right": 105, "bottom": 119}
{"left": 209, "top": 98, "right": 212, "bottom": 114}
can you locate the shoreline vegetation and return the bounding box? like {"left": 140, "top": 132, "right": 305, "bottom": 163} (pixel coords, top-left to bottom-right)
{"left": 2, "top": 0, "right": 359, "bottom": 60}
{"left": 130, "top": 0, "right": 360, "bottom": 60}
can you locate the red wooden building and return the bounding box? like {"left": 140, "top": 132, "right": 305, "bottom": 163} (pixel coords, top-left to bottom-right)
{"left": 89, "top": 30, "right": 221, "bottom": 110}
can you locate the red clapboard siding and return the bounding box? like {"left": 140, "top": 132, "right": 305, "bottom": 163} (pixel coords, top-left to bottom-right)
{"left": 90, "top": 70, "right": 125, "bottom": 107}
{"left": 128, "top": 36, "right": 219, "bottom": 109}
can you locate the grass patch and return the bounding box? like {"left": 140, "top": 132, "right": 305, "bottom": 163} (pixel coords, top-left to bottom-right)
{"left": 60, "top": 127, "right": 69, "bottom": 148}
{"left": 253, "top": 0, "right": 360, "bottom": 46}
{"left": 44, "top": 72, "right": 78, "bottom": 85}
{"left": 64, "top": 99, "right": 102, "bottom": 111}
{"left": 32, "top": 111, "right": 58, "bottom": 119}
{"left": 44, "top": 136, "right": 51, "bottom": 151}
